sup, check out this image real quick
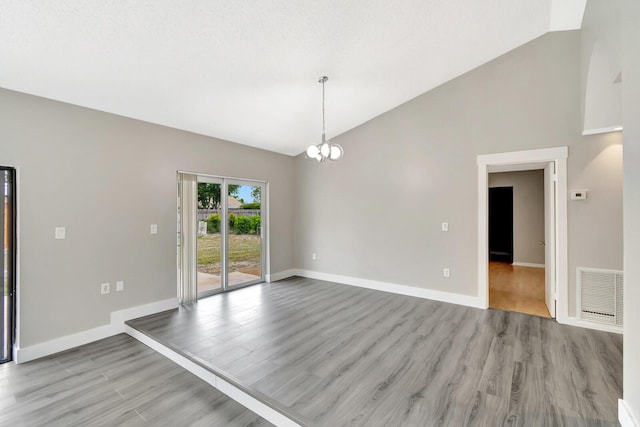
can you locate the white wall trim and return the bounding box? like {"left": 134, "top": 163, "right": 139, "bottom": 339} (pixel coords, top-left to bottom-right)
{"left": 125, "top": 325, "right": 301, "bottom": 427}
{"left": 562, "top": 316, "right": 623, "bottom": 334}
{"left": 14, "top": 324, "right": 114, "bottom": 365}
{"left": 12, "top": 166, "right": 21, "bottom": 362}
{"left": 296, "top": 269, "right": 483, "bottom": 308}
{"left": 478, "top": 147, "right": 569, "bottom": 323}
{"left": 512, "top": 262, "right": 545, "bottom": 268}
{"left": 110, "top": 298, "right": 178, "bottom": 333}
{"left": 478, "top": 146, "right": 568, "bottom": 166}
{"left": 582, "top": 126, "right": 624, "bottom": 136}
{"left": 14, "top": 297, "right": 178, "bottom": 364}
{"left": 620, "top": 399, "right": 639, "bottom": 427}
{"left": 265, "top": 182, "right": 271, "bottom": 282}
{"left": 266, "top": 269, "right": 298, "bottom": 283}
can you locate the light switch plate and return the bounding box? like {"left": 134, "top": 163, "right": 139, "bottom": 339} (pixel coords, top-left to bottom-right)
{"left": 116, "top": 281, "right": 124, "bottom": 292}
{"left": 150, "top": 224, "right": 158, "bottom": 234}
{"left": 442, "top": 222, "right": 449, "bottom": 232}
{"left": 55, "top": 227, "right": 66, "bottom": 239}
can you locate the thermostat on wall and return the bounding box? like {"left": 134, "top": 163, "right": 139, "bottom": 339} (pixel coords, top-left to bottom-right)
{"left": 570, "top": 190, "right": 588, "bottom": 200}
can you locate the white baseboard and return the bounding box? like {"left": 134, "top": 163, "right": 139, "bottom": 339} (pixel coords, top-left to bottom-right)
{"left": 512, "top": 262, "right": 545, "bottom": 268}
{"left": 294, "top": 270, "right": 626, "bottom": 335}
{"left": 110, "top": 298, "right": 178, "bottom": 333}
{"left": 265, "top": 269, "right": 298, "bottom": 283}
{"left": 620, "top": 399, "right": 639, "bottom": 427}
{"left": 14, "top": 298, "right": 178, "bottom": 364}
{"left": 14, "top": 324, "right": 116, "bottom": 365}
{"left": 296, "top": 269, "right": 483, "bottom": 309}
{"left": 561, "top": 316, "right": 623, "bottom": 334}
{"left": 126, "top": 325, "right": 301, "bottom": 427}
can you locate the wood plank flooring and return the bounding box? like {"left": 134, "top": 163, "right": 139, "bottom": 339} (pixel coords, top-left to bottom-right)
{"left": 489, "top": 261, "right": 551, "bottom": 318}
{"left": 128, "top": 277, "right": 623, "bottom": 427}
{"left": 0, "top": 334, "right": 272, "bottom": 427}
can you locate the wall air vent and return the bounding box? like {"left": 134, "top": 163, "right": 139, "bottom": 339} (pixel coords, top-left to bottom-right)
{"left": 577, "top": 268, "right": 623, "bottom": 326}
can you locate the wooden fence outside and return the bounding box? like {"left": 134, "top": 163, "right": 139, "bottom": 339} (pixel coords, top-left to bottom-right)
{"left": 197, "top": 209, "right": 260, "bottom": 222}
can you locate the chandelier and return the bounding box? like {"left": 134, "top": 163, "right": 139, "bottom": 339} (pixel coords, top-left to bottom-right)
{"left": 306, "top": 76, "right": 343, "bottom": 162}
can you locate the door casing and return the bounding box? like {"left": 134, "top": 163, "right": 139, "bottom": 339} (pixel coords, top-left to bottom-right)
{"left": 477, "top": 147, "right": 568, "bottom": 322}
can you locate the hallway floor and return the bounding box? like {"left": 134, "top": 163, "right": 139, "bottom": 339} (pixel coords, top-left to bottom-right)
{"left": 489, "top": 262, "right": 551, "bottom": 318}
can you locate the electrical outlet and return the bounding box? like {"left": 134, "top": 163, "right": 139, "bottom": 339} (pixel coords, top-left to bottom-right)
{"left": 312, "top": 253, "right": 316, "bottom": 261}
{"left": 443, "top": 268, "right": 450, "bottom": 278}
{"left": 116, "top": 280, "right": 124, "bottom": 292}
{"left": 100, "top": 283, "right": 110, "bottom": 294}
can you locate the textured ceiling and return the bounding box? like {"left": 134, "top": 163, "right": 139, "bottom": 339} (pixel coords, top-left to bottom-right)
{"left": 0, "top": 1, "right": 585, "bottom": 156}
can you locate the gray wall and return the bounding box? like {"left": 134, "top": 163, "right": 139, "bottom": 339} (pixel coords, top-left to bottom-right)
{"left": 0, "top": 88, "right": 295, "bottom": 347}
{"left": 623, "top": 0, "right": 640, "bottom": 421}
{"left": 489, "top": 170, "right": 545, "bottom": 265}
{"left": 581, "top": 0, "right": 622, "bottom": 132}
{"left": 567, "top": 132, "right": 623, "bottom": 301}
{"left": 294, "top": 31, "right": 623, "bottom": 318}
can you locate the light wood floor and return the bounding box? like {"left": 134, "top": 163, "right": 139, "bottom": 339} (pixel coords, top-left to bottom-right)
{"left": 128, "top": 277, "right": 622, "bottom": 426}
{"left": 0, "top": 334, "right": 272, "bottom": 426}
{"left": 489, "top": 261, "right": 551, "bottom": 318}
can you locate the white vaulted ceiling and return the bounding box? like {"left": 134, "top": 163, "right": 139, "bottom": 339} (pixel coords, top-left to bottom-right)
{"left": 0, "top": 1, "right": 586, "bottom": 155}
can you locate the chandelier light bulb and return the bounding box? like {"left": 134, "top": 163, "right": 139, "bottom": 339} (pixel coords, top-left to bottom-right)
{"left": 306, "top": 144, "right": 320, "bottom": 158}
{"left": 330, "top": 144, "right": 343, "bottom": 160}
{"left": 320, "top": 142, "right": 331, "bottom": 157}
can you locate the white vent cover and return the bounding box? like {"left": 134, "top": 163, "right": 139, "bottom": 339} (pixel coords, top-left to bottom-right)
{"left": 577, "top": 268, "right": 623, "bottom": 326}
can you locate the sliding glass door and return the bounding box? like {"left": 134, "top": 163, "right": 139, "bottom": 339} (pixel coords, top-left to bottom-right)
{"left": 226, "top": 180, "right": 265, "bottom": 290}
{"left": 190, "top": 175, "right": 266, "bottom": 299}
{"left": 196, "top": 176, "right": 224, "bottom": 296}
{"left": 1, "top": 167, "right": 15, "bottom": 363}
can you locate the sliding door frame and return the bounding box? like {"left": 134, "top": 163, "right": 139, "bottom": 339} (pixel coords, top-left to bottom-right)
{"left": 181, "top": 171, "right": 268, "bottom": 299}
{"left": 1, "top": 167, "right": 16, "bottom": 363}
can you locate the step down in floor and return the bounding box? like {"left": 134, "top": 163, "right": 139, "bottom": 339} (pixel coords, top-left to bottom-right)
{"left": 124, "top": 320, "right": 310, "bottom": 427}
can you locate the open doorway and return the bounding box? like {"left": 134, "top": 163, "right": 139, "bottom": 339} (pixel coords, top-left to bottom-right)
{"left": 488, "top": 186, "right": 514, "bottom": 264}
{"left": 488, "top": 171, "right": 548, "bottom": 317}
{"left": 478, "top": 147, "right": 568, "bottom": 322}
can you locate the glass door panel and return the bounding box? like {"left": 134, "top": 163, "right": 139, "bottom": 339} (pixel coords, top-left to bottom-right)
{"left": 1, "top": 168, "right": 15, "bottom": 363}
{"left": 226, "top": 181, "right": 265, "bottom": 289}
{"left": 196, "top": 177, "right": 224, "bottom": 297}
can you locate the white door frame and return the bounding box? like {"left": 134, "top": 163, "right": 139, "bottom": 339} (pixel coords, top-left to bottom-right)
{"left": 544, "top": 162, "right": 557, "bottom": 318}
{"left": 184, "top": 172, "right": 269, "bottom": 299}
{"left": 477, "top": 146, "right": 568, "bottom": 323}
